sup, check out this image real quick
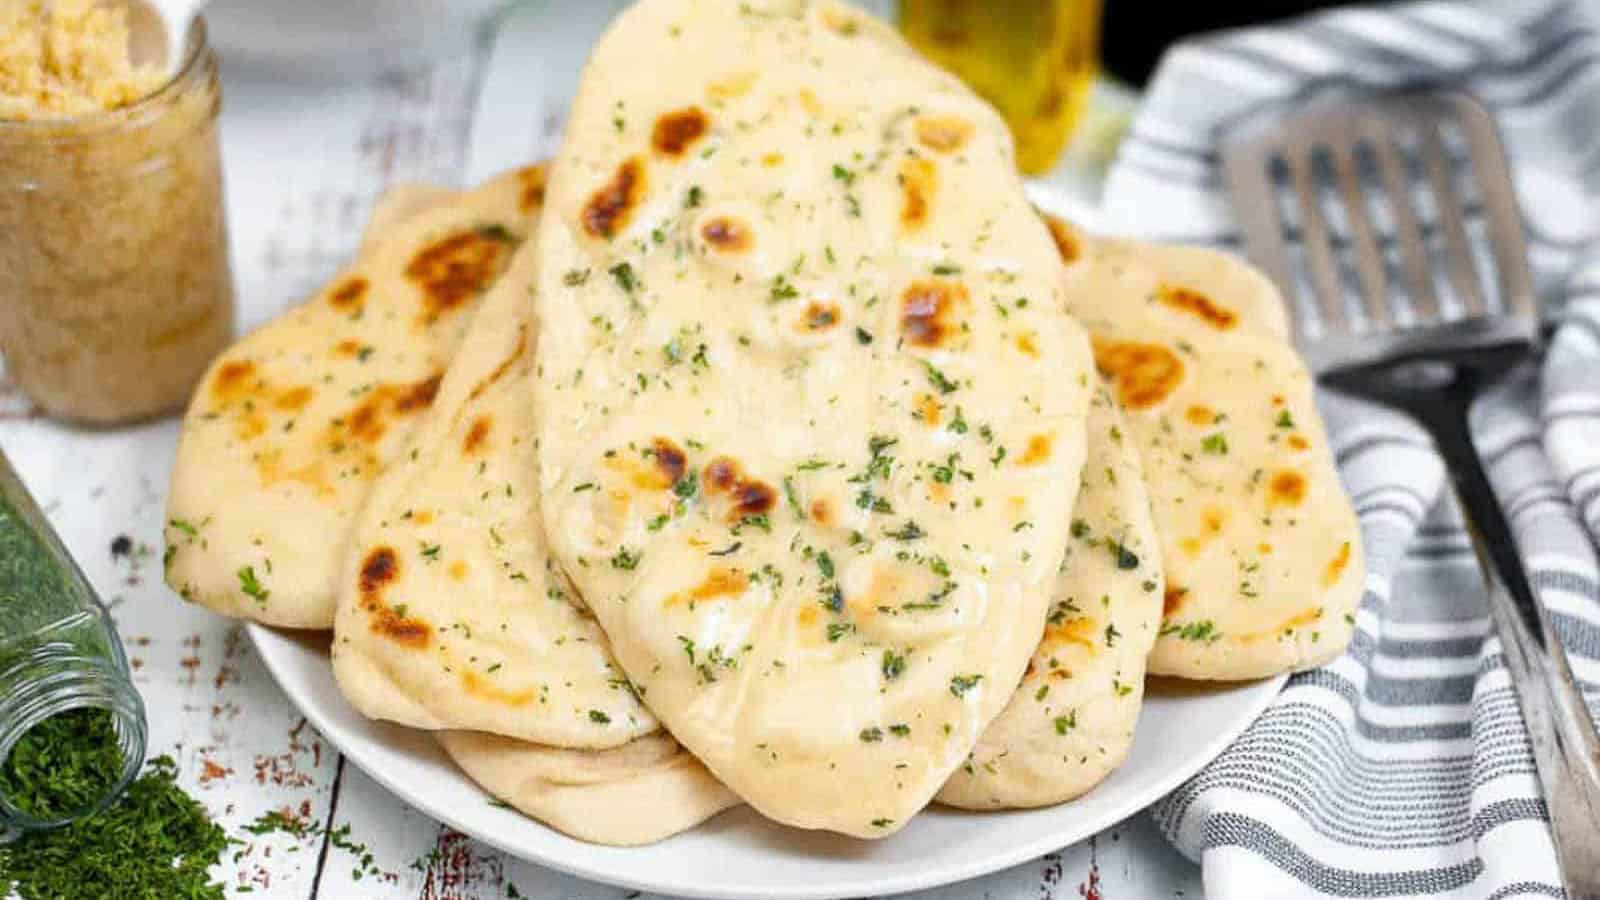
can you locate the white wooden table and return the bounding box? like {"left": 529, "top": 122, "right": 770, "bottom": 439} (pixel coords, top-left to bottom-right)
{"left": 0, "top": 11, "right": 1206, "bottom": 898}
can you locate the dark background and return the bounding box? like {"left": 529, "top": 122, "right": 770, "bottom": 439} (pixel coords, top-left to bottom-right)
{"left": 1102, "top": 2, "right": 1367, "bottom": 85}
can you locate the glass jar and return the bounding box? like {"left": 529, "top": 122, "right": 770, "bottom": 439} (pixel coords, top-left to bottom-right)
{"left": 899, "top": 0, "right": 1104, "bottom": 175}
{"left": 0, "top": 449, "right": 146, "bottom": 833}
{"left": 0, "top": 19, "right": 234, "bottom": 427}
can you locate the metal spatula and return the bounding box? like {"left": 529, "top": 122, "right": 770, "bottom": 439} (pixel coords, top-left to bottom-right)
{"left": 1222, "top": 90, "right": 1600, "bottom": 898}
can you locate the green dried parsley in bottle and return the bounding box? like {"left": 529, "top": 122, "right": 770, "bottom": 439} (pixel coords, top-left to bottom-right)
{"left": 0, "top": 708, "right": 122, "bottom": 821}
{"left": 0, "top": 449, "right": 146, "bottom": 830}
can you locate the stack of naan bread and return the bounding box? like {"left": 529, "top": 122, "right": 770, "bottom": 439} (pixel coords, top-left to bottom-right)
{"left": 165, "top": 0, "right": 1362, "bottom": 844}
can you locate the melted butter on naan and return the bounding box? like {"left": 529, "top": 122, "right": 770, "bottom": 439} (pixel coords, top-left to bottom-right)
{"left": 534, "top": 0, "right": 1094, "bottom": 837}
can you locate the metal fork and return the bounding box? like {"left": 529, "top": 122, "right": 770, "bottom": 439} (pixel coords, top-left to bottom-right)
{"left": 1222, "top": 91, "right": 1600, "bottom": 898}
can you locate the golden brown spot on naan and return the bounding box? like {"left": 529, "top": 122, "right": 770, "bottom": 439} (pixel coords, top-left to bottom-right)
{"left": 1158, "top": 284, "right": 1237, "bottom": 330}
{"left": 360, "top": 546, "right": 398, "bottom": 599}
{"left": 797, "top": 606, "right": 818, "bottom": 627}
{"left": 413, "top": 511, "right": 434, "bottom": 525}
{"left": 606, "top": 457, "right": 670, "bottom": 493}
{"left": 1042, "top": 214, "right": 1080, "bottom": 264}
{"left": 702, "top": 456, "right": 777, "bottom": 523}
{"left": 285, "top": 462, "right": 332, "bottom": 496}
{"left": 651, "top": 438, "right": 688, "bottom": 488}
{"left": 703, "top": 457, "right": 739, "bottom": 492}
{"left": 1259, "top": 542, "right": 1274, "bottom": 554}
{"left": 1092, "top": 338, "right": 1184, "bottom": 410}
{"left": 915, "top": 116, "right": 973, "bottom": 153}
{"left": 845, "top": 567, "right": 896, "bottom": 621}
{"left": 900, "top": 279, "right": 967, "bottom": 348}
{"left": 237, "top": 413, "right": 267, "bottom": 441}
{"left": 1271, "top": 394, "right": 1286, "bottom": 406}
{"left": 1288, "top": 434, "right": 1310, "bottom": 451}
{"left": 692, "top": 567, "right": 747, "bottom": 599}
{"left": 700, "top": 216, "right": 752, "bottom": 253}
{"left": 800, "top": 301, "right": 840, "bottom": 332}
{"left": 652, "top": 106, "right": 710, "bottom": 158}
{"left": 448, "top": 560, "right": 468, "bottom": 581}
{"left": 211, "top": 360, "right": 257, "bottom": 403}
{"left": 461, "top": 671, "right": 537, "bottom": 707}
{"left": 1268, "top": 470, "right": 1307, "bottom": 507}
{"left": 407, "top": 231, "right": 510, "bottom": 320}
{"left": 334, "top": 339, "right": 365, "bottom": 358}
{"left": 378, "top": 618, "right": 430, "bottom": 648}
{"left": 898, "top": 156, "right": 936, "bottom": 231}
{"left": 1016, "top": 332, "right": 1040, "bottom": 358}
{"left": 1243, "top": 607, "right": 1323, "bottom": 642}
{"left": 732, "top": 483, "right": 777, "bottom": 519}
{"left": 395, "top": 374, "right": 442, "bottom": 412}
{"left": 1163, "top": 586, "right": 1188, "bottom": 617}
{"left": 665, "top": 567, "right": 749, "bottom": 607}
{"left": 1180, "top": 506, "right": 1228, "bottom": 557}
{"left": 462, "top": 416, "right": 492, "bottom": 455}
{"left": 358, "top": 546, "right": 432, "bottom": 649}
{"left": 1324, "top": 541, "right": 1352, "bottom": 587}
{"left": 929, "top": 480, "right": 950, "bottom": 503}
{"left": 797, "top": 88, "right": 822, "bottom": 117}
{"left": 250, "top": 447, "right": 334, "bottom": 496}
{"left": 707, "top": 70, "right": 758, "bottom": 101}
{"left": 517, "top": 164, "right": 548, "bottom": 213}
{"left": 810, "top": 498, "right": 835, "bottom": 527}
{"left": 582, "top": 156, "right": 647, "bottom": 240}
{"left": 1019, "top": 433, "right": 1053, "bottom": 466}
{"left": 331, "top": 374, "right": 443, "bottom": 447}
{"left": 819, "top": 6, "right": 862, "bottom": 35}
{"left": 914, "top": 393, "right": 943, "bottom": 426}
{"left": 1040, "top": 617, "right": 1098, "bottom": 653}
{"left": 273, "top": 386, "right": 314, "bottom": 412}
{"left": 467, "top": 327, "right": 527, "bottom": 403}
{"left": 329, "top": 277, "right": 369, "bottom": 312}
{"left": 1186, "top": 404, "right": 1216, "bottom": 425}
{"left": 761, "top": 152, "right": 784, "bottom": 167}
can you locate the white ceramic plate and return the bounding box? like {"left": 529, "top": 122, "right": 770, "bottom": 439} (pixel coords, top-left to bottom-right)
{"left": 248, "top": 190, "right": 1286, "bottom": 900}
{"left": 251, "top": 625, "right": 1281, "bottom": 899}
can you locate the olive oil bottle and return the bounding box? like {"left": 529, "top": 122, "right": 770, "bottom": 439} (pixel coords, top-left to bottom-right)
{"left": 899, "top": 0, "right": 1103, "bottom": 174}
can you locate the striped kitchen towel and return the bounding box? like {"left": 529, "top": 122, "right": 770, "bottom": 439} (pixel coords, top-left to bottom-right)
{"left": 1101, "top": 1, "right": 1600, "bottom": 897}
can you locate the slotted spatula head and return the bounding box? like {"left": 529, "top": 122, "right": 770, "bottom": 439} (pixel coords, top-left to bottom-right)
{"left": 1226, "top": 93, "right": 1600, "bottom": 900}
{"left": 1220, "top": 90, "right": 1539, "bottom": 380}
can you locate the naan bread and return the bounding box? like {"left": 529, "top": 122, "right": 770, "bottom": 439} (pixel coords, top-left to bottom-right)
{"left": 1044, "top": 216, "right": 1364, "bottom": 680}
{"left": 937, "top": 384, "right": 1162, "bottom": 809}
{"left": 534, "top": 0, "right": 1093, "bottom": 837}
{"left": 331, "top": 220, "right": 658, "bottom": 749}
{"left": 328, "top": 175, "right": 734, "bottom": 844}
{"left": 437, "top": 731, "right": 740, "bottom": 846}
{"left": 359, "top": 184, "right": 461, "bottom": 250}
{"left": 164, "top": 166, "right": 548, "bottom": 628}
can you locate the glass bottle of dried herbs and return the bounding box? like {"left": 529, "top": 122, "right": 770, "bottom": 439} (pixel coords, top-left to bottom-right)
{"left": 0, "top": 449, "right": 146, "bottom": 833}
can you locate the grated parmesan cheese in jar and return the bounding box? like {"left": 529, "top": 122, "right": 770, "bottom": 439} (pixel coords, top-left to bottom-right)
{"left": 0, "top": 0, "right": 166, "bottom": 121}
{"left": 0, "top": 3, "right": 233, "bottom": 425}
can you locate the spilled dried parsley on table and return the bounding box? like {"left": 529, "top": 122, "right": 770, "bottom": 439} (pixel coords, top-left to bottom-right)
{"left": 0, "top": 742, "right": 231, "bottom": 900}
